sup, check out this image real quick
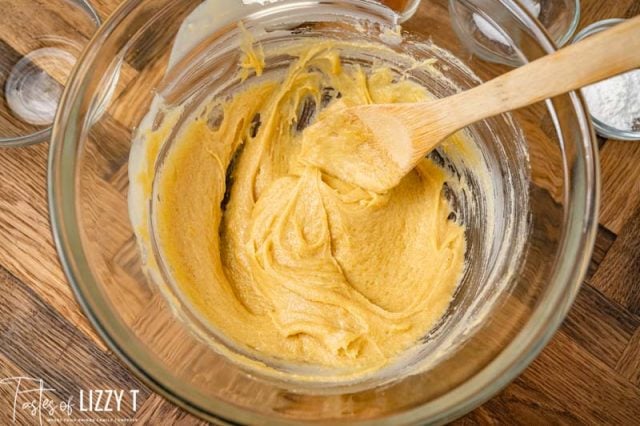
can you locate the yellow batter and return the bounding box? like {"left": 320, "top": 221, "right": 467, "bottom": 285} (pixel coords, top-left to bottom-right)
{"left": 152, "top": 41, "right": 466, "bottom": 374}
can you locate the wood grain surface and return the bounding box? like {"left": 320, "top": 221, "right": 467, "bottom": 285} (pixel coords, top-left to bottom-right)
{"left": 1, "top": 0, "right": 640, "bottom": 424}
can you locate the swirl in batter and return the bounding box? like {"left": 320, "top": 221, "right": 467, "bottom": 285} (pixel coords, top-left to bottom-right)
{"left": 152, "top": 41, "right": 466, "bottom": 373}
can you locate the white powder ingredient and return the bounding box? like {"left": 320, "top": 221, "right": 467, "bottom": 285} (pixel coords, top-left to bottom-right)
{"left": 581, "top": 70, "right": 640, "bottom": 131}
{"left": 473, "top": 0, "right": 541, "bottom": 45}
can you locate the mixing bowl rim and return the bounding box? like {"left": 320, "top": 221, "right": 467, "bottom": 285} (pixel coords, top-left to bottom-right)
{"left": 553, "top": 0, "right": 581, "bottom": 47}
{"left": 48, "top": 0, "right": 599, "bottom": 424}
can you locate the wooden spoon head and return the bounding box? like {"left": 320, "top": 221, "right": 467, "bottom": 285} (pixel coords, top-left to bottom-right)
{"left": 301, "top": 102, "right": 446, "bottom": 192}
{"left": 301, "top": 104, "right": 417, "bottom": 192}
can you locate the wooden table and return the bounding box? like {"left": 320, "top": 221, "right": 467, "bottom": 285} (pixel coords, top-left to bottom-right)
{"left": 1, "top": 0, "right": 639, "bottom": 424}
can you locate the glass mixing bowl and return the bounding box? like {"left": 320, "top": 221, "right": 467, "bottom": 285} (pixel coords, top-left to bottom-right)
{"left": 49, "top": 0, "right": 598, "bottom": 423}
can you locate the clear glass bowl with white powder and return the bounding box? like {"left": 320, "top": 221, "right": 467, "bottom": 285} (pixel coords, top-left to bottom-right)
{"left": 574, "top": 18, "right": 640, "bottom": 141}
{"left": 450, "top": 0, "right": 580, "bottom": 66}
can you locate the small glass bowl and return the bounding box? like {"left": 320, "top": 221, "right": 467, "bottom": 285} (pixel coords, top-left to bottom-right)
{"left": 450, "top": 0, "right": 580, "bottom": 66}
{"left": 0, "top": 0, "right": 100, "bottom": 147}
{"left": 537, "top": 0, "right": 581, "bottom": 47}
{"left": 573, "top": 18, "right": 640, "bottom": 141}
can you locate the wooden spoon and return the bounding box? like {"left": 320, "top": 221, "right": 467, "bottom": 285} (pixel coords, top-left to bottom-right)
{"left": 303, "top": 15, "right": 640, "bottom": 192}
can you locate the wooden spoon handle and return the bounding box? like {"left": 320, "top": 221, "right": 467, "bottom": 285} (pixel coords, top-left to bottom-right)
{"left": 447, "top": 15, "right": 640, "bottom": 127}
